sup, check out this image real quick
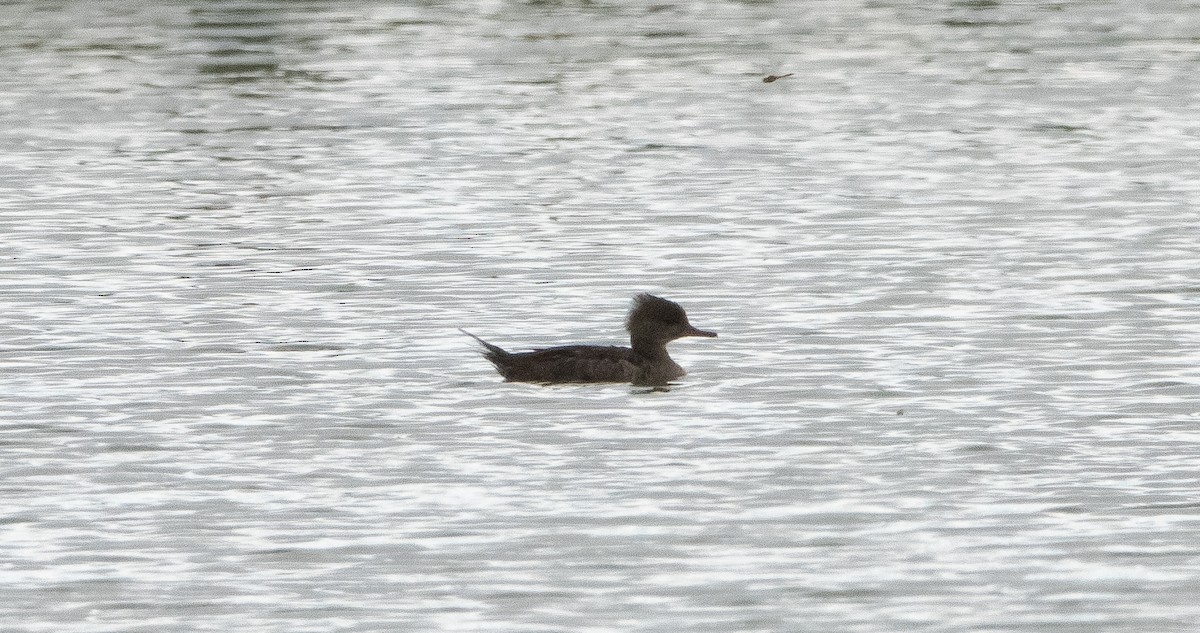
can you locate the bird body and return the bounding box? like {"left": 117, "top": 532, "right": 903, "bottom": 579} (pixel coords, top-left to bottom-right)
{"left": 463, "top": 294, "right": 715, "bottom": 386}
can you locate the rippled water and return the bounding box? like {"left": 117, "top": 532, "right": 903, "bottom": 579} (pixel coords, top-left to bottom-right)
{"left": 3, "top": 1, "right": 1200, "bottom": 631}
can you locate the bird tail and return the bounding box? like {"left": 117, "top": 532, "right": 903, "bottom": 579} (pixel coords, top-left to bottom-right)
{"left": 459, "top": 329, "right": 510, "bottom": 362}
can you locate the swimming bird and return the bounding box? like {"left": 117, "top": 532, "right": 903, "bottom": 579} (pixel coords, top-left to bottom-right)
{"left": 763, "top": 73, "right": 794, "bottom": 83}
{"left": 462, "top": 294, "right": 716, "bottom": 386}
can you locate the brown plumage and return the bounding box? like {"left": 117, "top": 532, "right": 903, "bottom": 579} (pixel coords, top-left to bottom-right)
{"left": 462, "top": 294, "right": 716, "bottom": 386}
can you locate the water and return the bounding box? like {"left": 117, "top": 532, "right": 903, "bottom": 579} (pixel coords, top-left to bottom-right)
{"left": 2, "top": 1, "right": 1199, "bottom": 631}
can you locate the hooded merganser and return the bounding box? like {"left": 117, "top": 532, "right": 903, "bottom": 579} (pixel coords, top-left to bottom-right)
{"left": 462, "top": 294, "right": 717, "bottom": 386}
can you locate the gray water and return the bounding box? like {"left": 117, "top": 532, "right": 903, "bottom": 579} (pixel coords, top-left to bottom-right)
{"left": 3, "top": 1, "right": 1200, "bottom": 631}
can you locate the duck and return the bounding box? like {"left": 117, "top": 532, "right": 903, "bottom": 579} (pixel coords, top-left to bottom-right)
{"left": 462, "top": 294, "right": 716, "bottom": 386}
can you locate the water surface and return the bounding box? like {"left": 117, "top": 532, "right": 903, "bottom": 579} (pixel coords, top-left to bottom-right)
{"left": 2, "top": 1, "right": 1199, "bottom": 631}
